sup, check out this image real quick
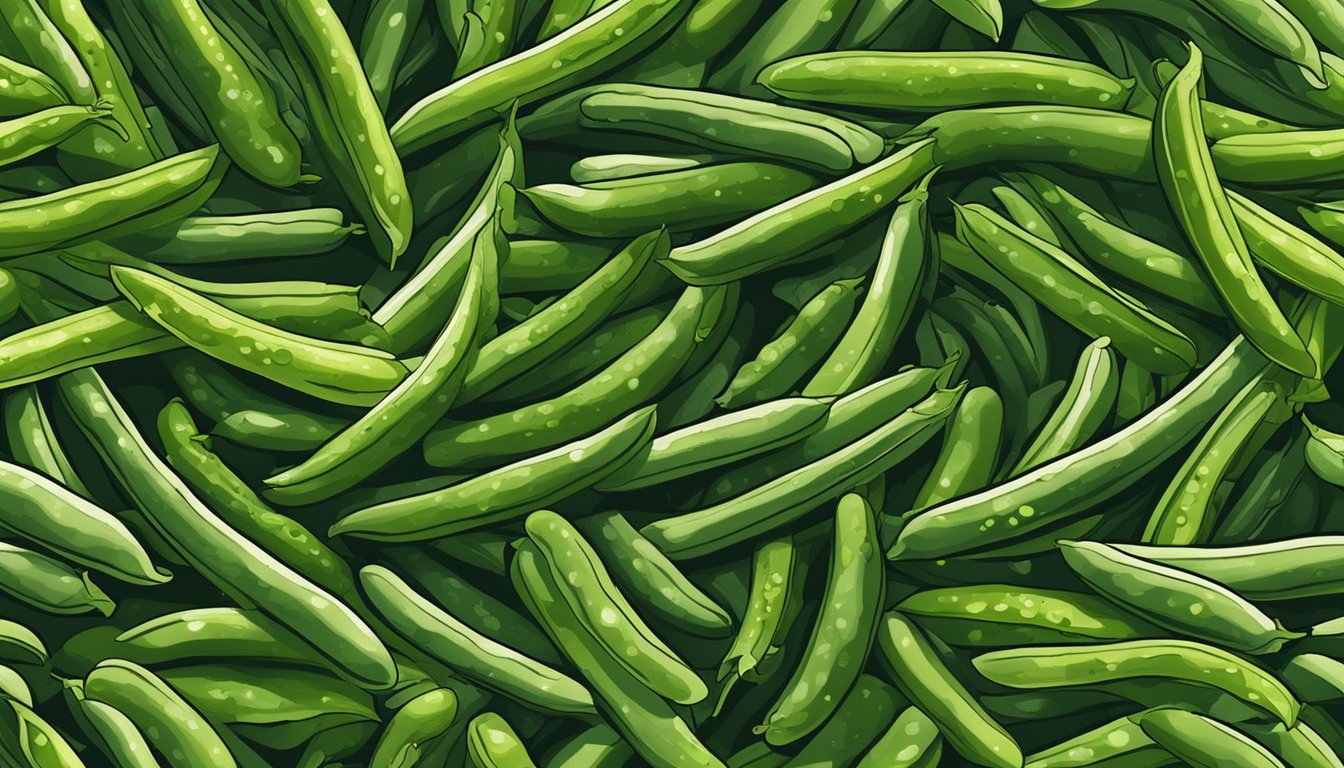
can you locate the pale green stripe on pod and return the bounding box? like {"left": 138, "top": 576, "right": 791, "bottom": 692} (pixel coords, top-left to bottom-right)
{"left": 1023, "top": 711, "right": 1165, "bottom": 768}
{"left": 1012, "top": 337, "right": 1118, "bottom": 475}
{"left": 1112, "top": 536, "right": 1344, "bottom": 601}
{"left": 84, "top": 659, "right": 235, "bottom": 768}
{"left": 896, "top": 584, "right": 1157, "bottom": 646}
{"left": 1136, "top": 708, "right": 1284, "bottom": 768}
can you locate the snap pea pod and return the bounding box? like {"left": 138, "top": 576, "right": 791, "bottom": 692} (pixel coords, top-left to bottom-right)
{"left": 467, "top": 712, "right": 537, "bottom": 768}
{"left": 897, "top": 584, "right": 1157, "bottom": 646}
{"left": 331, "top": 406, "right": 656, "bottom": 540}
{"left": 4, "top": 385, "right": 84, "bottom": 493}
{"left": 450, "top": 0, "right": 520, "bottom": 78}
{"left": 543, "top": 723, "right": 636, "bottom": 768}
{"left": 1060, "top": 540, "right": 1303, "bottom": 654}
{"left": 575, "top": 512, "right": 732, "bottom": 639}
{"left": 111, "top": 266, "right": 407, "bottom": 407}
{"left": 1214, "top": 429, "right": 1310, "bottom": 544}
{"left": 0, "top": 1, "right": 91, "bottom": 105}
{"left": 973, "top": 639, "right": 1300, "bottom": 726}
{"left": 0, "top": 696, "right": 86, "bottom": 767}
{"left": 709, "top": 0, "right": 859, "bottom": 95}
{"left": 1156, "top": 44, "right": 1315, "bottom": 375}
{"left": 954, "top": 202, "right": 1196, "bottom": 374}
{"left": 663, "top": 139, "right": 937, "bottom": 285}
{"left": 783, "top": 674, "right": 906, "bottom": 767}
{"left": 1281, "top": 654, "right": 1344, "bottom": 703}
{"left": 1228, "top": 190, "right": 1344, "bottom": 308}
{"left": 518, "top": 162, "right": 817, "bottom": 238}
{"left": 856, "top": 705, "right": 942, "bottom": 768}
{"left": 58, "top": 368, "right": 396, "bottom": 690}
{"left": 1012, "top": 338, "right": 1117, "bottom": 475}
{"left": 84, "top": 659, "right": 234, "bottom": 768}
{"left": 423, "top": 284, "right": 722, "bottom": 468}
{"left": 761, "top": 51, "right": 1132, "bottom": 111}
{"left": 69, "top": 686, "right": 163, "bottom": 768}
{"left": 1023, "top": 711, "right": 1171, "bottom": 768}
{"left": 718, "top": 536, "right": 804, "bottom": 695}
{"left": 0, "top": 102, "right": 123, "bottom": 170}
{"left": 158, "top": 663, "right": 378, "bottom": 735}
{"left": 110, "top": 208, "right": 361, "bottom": 265}
{"left": 0, "top": 621, "right": 43, "bottom": 667}
{"left": 526, "top": 510, "right": 707, "bottom": 705}
{"left": 907, "top": 385, "right": 1002, "bottom": 512}
{"left": 0, "top": 542, "right": 112, "bottom": 616}
{"left": 891, "top": 336, "right": 1268, "bottom": 561}
{"left": 358, "top": 0, "right": 426, "bottom": 111}
{"left": 1136, "top": 708, "right": 1283, "bottom": 768}
{"left": 644, "top": 384, "right": 963, "bottom": 559}
{"left": 993, "top": 183, "right": 1062, "bottom": 247}
{"left": 368, "top": 687, "right": 456, "bottom": 768}
{"left": 511, "top": 541, "right": 723, "bottom": 768}
{"left": 0, "top": 144, "right": 225, "bottom": 259}
{"left": 362, "top": 564, "right": 596, "bottom": 715}
{"left": 460, "top": 229, "right": 665, "bottom": 404}
{"left": 1142, "top": 375, "right": 1284, "bottom": 545}
{"left": 263, "top": 0, "right": 411, "bottom": 265}
{"left": 1243, "top": 719, "right": 1344, "bottom": 768}
{"left": 878, "top": 611, "right": 1021, "bottom": 768}
{"left": 1113, "top": 536, "right": 1344, "bottom": 601}
{"left": 525, "top": 83, "right": 884, "bottom": 172}
{"left": 0, "top": 52, "right": 65, "bottom": 118}
{"left": 112, "top": 607, "right": 344, "bottom": 672}
{"left": 761, "top": 493, "right": 884, "bottom": 746}
{"left": 498, "top": 239, "right": 611, "bottom": 294}
{"left": 570, "top": 153, "right": 716, "bottom": 183}
{"left": 392, "top": 0, "right": 691, "bottom": 152}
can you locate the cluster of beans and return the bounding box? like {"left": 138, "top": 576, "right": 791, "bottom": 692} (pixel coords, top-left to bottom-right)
{"left": 2, "top": 0, "right": 1344, "bottom": 766}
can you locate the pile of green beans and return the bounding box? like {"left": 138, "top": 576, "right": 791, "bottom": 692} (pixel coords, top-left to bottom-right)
{"left": 4, "top": 0, "right": 1344, "bottom": 766}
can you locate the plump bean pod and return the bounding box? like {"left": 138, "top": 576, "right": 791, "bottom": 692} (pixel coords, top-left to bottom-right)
{"left": 358, "top": 0, "right": 426, "bottom": 111}
{"left": 1298, "top": 200, "right": 1344, "bottom": 252}
{"left": 362, "top": 564, "right": 596, "bottom": 714}
{"left": 575, "top": 512, "right": 732, "bottom": 639}
{"left": 112, "top": 607, "right": 343, "bottom": 672}
{"left": 1114, "top": 535, "right": 1344, "bottom": 601}
{"left": 0, "top": 102, "right": 124, "bottom": 170}
{"left": 0, "top": 52, "right": 65, "bottom": 118}
{"left": 1142, "top": 375, "right": 1284, "bottom": 544}
{"left": 877, "top": 611, "right": 1021, "bottom": 768}
{"left": 993, "top": 183, "right": 1063, "bottom": 247}
{"left": 111, "top": 266, "right": 407, "bottom": 407}
{"left": 897, "top": 584, "right": 1157, "bottom": 646}
{"left": 460, "top": 229, "right": 663, "bottom": 404}
{"left": 1156, "top": 44, "right": 1315, "bottom": 375}
{"left": 0, "top": 144, "right": 225, "bottom": 259}
{"left": 332, "top": 406, "right": 656, "bottom": 540}
{"left": 467, "top": 712, "right": 538, "bottom": 768}
{"left": 263, "top": 247, "right": 483, "bottom": 504}
{"left": 1012, "top": 337, "right": 1118, "bottom": 475}
{"left": 1227, "top": 190, "right": 1344, "bottom": 308}
{"left": 1306, "top": 415, "right": 1344, "bottom": 486}
{"left": 761, "top": 50, "right": 1132, "bottom": 111}
{"left": 0, "top": 620, "right": 43, "bottom": 668}
{"left": 263, "top": 0, "right": 411, "bottom": 265}
{"left": 392, "top": 0, "right": 691, "bottom": 152}
{"left": 891, "top": 336, "right": 1268, "bottom": 561}
{"left": 84, "top": 659, "right": 234, "bottom": 768}
{"left": 158, "top": 663, "right": 377, "bottom": 733}
{"left": 528, "top": 83, "right": 884, "bottom": 172}
{"left": 973, "top": 639, "right": 1300, "bottom": 726}
{"left": 519, "top": 162, "right": 817, "bottom": 238}
{"left": 0, "top": 1, "right": 92, "bottom": 105}
{"left": 908, "top": 385, "right": 1003, "bottom": 512}
{"left": 498, "top": 238, "right": 610, "bottom": 294}
{"left": 1281, "top": 654, "right": 1344, "bottom": 703}
{"left": 1023, "top": 711, "right": 1168, "bottom": 768}
{"left": 782, "top": 673, "right": 906, "bottom": 767}
{"left": 368, "top": 686, "right": 456, "bottom": 768}
{"left": 1060, "top": 540, "right": 1303, "bottom": 654}
{"left": 856, "top": 705, "right": 942, "bottom": 768}
{"left": 805, "top": 171, "right": 934, "bottom": 396}
{"left": 58, "top": 368, "right": 396, "bottom": 690}
{"left": 663, "top": 139, "right": 936, "bottom": 285}
{"left": 0, "top": 696, "right": 86, "bottom": 767}
{"left": 1214, "top": 126, "right": 1344, "bottom": 185}
{"left": 570, "top": 153, "right": 712, "bottom": 183}
{"left": 1243, "top": 719, "right": 1344, "bottom": 768}
{"left": 760, "top": 494, "right": 884, "bottom": 746}
{"left": 424, "top": 284, "right": 722, "bottom": 468}
{"left": 510, "top": 541, "right": 723, "bottom": 768}
{"left": 0, "top": 542, "right": 112, "bottom": 616}
{"left": 718, "top": 536, "right": 804, "bottom": 695}
{"left": 71, "top": 689, "right": 162, "bottom": 768}
{"left": 526, "top": 510, "right": 707, "bottom": 705}
{"left": 1006, "top": 171, "right": 1223, "bottom": 315}
{"left": 110, "top": 208, "right": 361, "bottom": 265}
{"left": 0, "top": 304, "right": 174, "bottom": 389}
{"left": 1136, "top": 708, "right": 1283, "bottom": 768}
{"left": 646, "top": 384, "right": 962, "bottom": 559}
{"left": 543, "top": 723, "right": 636, "bottom": 767}
{"left": 1214, "top": 429, "right": 1310, "bottom": 544}
{"left": 718, "top": 278, "right": 865, "bottom": 409}
{"left": 135, "top": 0, "right": 301, "bottom": 186}
{"left": 599, "top": 397, "right": 831, "bottom": 492}
{"left": 954, "top": 202, "right": 1196, "bottom": 374}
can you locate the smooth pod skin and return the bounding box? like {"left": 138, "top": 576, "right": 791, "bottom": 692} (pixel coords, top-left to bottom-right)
{"left": 643, "top": 384, "right": 963, "bottom": 559}
{"left": 878, "top": 611, "right": 1022, "bottom": 768}
{"left": 663, "top": 139, "right": 937, "bottom": 285}
{"left": 331, "top": 406, "right": 657, "bottom": 541}
{"left": 84, "top": 660, "right": 235, "bottom": 768}
{"left": 467, "top": 712, "right": 538, "bottom": 768}
{"left": 909, "top": 385, "right": 1003, "bottom": 511}
{"left": 972, "top": 639, "right": 1300, "bottom": 726}
{"left": 369, "top": 686, "right": 457, "bottom": 768}
{"left": 1059, "top": 540, "right": 1303, "bottom": 654}
{"left": 1022, "top": 711, "right": 1167, "bottom": 768}
{"left": 57, "top": 368, "right": 396, "bottom": 690}
{"left": 784, "top": 674, "right": 906, "bottom": 767}
{"left": 0, "top": 542, "right": 113, "bottom": 616}
{"left": 897, "top": 584, "right": 1157, "bottom": 646}
{"left": 760, "top": 494, "right": 885, "bottom": 746}
{"left": 891, "top": 336, "right": 1268, "bottom": 561}
{"left": 391, "top": 0, "right": 692, "bottom": 152}
{"left": 570, "top": 153, "right": 711, "bottom": 183}
{"left": 1228, "top": 189, "right": 1344, "bottom": 308}
{"left": 362, "top": 565, "right": 595, "bottom": 715}
{"left": 710, "top": 0, "right": 859, "bottom": 94}
{"left": 1136, "top": 709, "right": 1284, "bottom": 768}
{"left": 111, "top": 208, "right": 359, "bottom": 265}
{"left": 76, "top": 695, "right": 162, "bottom": 768}
{"left": 359, "top": 0, "right": 426, "bottom": 111}
{"left": 111, "top": 266, "right": 408, "bottom": 407}
{"left": 112, "top": 607, "right": 342, "bottom": 672}
{"left": 719, "top": 537, "right": 803, "bottom": 688}
{"left": 544, "top": 723, "right": 636, "bottom": 768}
{"left": 0, "top": 52, "right": 65, "bottom": 118}
{"left": 1113, "top": 536, "right": 1344, "bottom": 601}
{"left": 1013, "top": 337, "right": 1118, "bottom": 475}
{"left": 761, "top": 51, "right": 1132, "bottom": 111}
{"left": 525, "top": 510, "right": 707, "bottom": 706}
{"left": 157, "top": 663, "right": 378, "bottom": 731}
{"left": 857, "top": 705, "right": 943, "bottom": 768}
{"left": 0, "top": 102, "right": 123, "bottom": 168}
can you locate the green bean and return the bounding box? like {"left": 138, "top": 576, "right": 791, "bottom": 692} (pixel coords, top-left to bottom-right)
{"left": 855, "top": 705, "right": 942, "bottom": 768}
{"left": 0, "top": 102, "right": 123, "bottom": 170}
{"left": 718, "top": 536, "right": 804, "bottom": 697}
{"left": 1023, "top": 711, "right": 1170, "bottom": 768}
{"left": 1243, "top": 719, "right": 1344, "bottom": 768}
{"left": 84, "top": 659, "right": 234, "bottom": 768}
{"left": 973, "top": 639, "right": 1300, "bottom": 726}
{"left": 467, "top": 712, "right": 538, "bottom": 767}
{"left": 1281, "top": 654, "right": 1344, "bottom": 703}
{"left": 0, "top": 1, "right": 92, "bottom": 105}
{"left": 424, "top": 284, "right": 723, "bottom": 468}
{"left": 570, "top": 153, "right": 714, "bottom": 183}
{"left": 519, "top": 162, "right": 817, "bottom": 238}
{"left": 1012, "top": 338, "right": 1118, "bottom": 475}
{"left": 498, "top": 239, "right": 610, "bottom": 294}
{"left": 1228, "top": 190, "right": 1344, "bottom": 308}
{"left": 263, "top": 0, "right": 410, "bottom": 265}
{"left": 761, "top": 493, "right": 884, "bottom": 745}
{"left": 0, "top": 620, "right": 42, "bottom": 668}
{"left": 543, "top": 723, "right": 635, "bottom": 768}
{"left": 892, "top": 336, "right": 1268, "bottom": 561}
{"left": 331, "top": 405, "right": 656, "bottom": 540}
{"left": 70, "top": 686, "right": 163, "bottom": 768}
{"left": 1137, "top": 708, "right": 1283, "bottom": 768}
{"left": 359, "top": 0, "right": 425, "bottom": 111}
{"left": 362, "top": 564, "right": 596, "bottom": 714}
{"left": 0, "top": 542, "right": 112, "bottom": 616}
{"left": 709, "top": 0, "right": 859, "bottom": 94}
{"left": 111, "top": 266, "right": 407, "bottom": 407}
{"left": 647, "top": 383, "right": 961, "bottom": 558}
{"left": 783, "top": 674, "right": 906, "bottom": 767}
{"left": 615, "top": 0, "right": 757, "bottom": 87}
{"left": 897, "top": 584, "right": 1157, "bottom": 647}
{"left": 1113, "top": 535, "right": 1344, "bottom": 601}
{"left": 0, "top": 695, "right": 86, "bottom": 767}
{"left": 368, "top": 687, "right": 456, "bottom": 768}
{"left": 159, "top": 663, "right": 377, "bottom": 735}
{"left": 510, "top": 541, "right": 722, "bottom": 768}
{"left": 111, "top": 607, "right": 341, "bottom": 671}
{"left": 993, "top": 183, "right": 1062, "bottom": 247}
{"left": 908, "top": 385, "right": 1002, "bottom": 512}
{"left": 0, "top": 52, "right": 65, "bottom": 118}
{"left": 452, "top": 0, "right": 518, "bottom": 77}
{"left": 110, "top": 208, "right": 361, "bottom": 265}
{"left": 58, "top": 368, "right": 396, "bottom": 690}
{"left": 663, "top": 139, "right": 936, "bottom": 285}
{"left": 392, "top": 0, "right": 690, "bottom": 152}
